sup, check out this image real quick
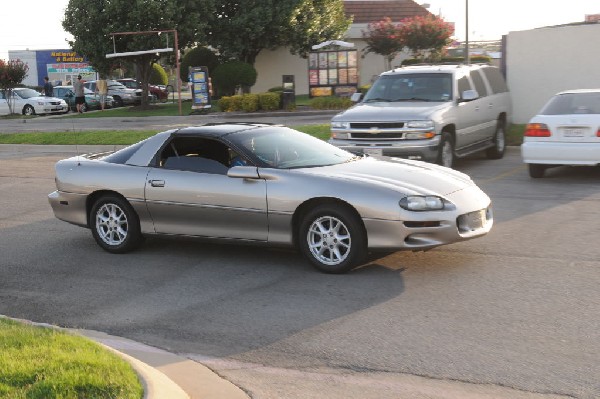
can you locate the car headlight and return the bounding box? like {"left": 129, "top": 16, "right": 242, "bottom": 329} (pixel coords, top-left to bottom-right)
{"left": 399, "top": 195, "right": 446, "bottom": 211}
{"left": 37, "top": 101, "right": 45, "bottom": 106}
{"left": 406, "top": 120, "right": 434, "bottom": 129}
{"left": 331, "top": 132, "right": 350, "bottom": 139}
{"left": 331, "top": 121, "right": 350, "bottom": 129}
{"left": 404, "top": 132, "right": 436, "bottom": 140}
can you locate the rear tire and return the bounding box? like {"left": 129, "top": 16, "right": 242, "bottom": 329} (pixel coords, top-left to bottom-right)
{"left": 528, "top": 164, "right": 546, "bottom": 178}
{"left": 437, "top": 132, "right": 455, "bottom": 168}
{"left": 486, "top": 120, "right": 506, "bottom": 159}
{"left": 299, "top": 205, "right": 366, "bottom": 274}
{"left": 90, "top": 195, "right": 142, "bottom": 253}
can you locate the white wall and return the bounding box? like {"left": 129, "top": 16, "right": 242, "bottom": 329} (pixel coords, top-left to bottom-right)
{"left": 507, "top": 24, "right": 600, "bottom": 123}
{"left": 8, "top": 50, "right": 38, "bottom": 87}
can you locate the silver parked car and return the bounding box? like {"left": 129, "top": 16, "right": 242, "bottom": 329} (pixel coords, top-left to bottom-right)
{"left": 48, "top": 123, "right": 493, "bottom": 273}
{"left": 330, "top": 64, "right": 512, "bottom": 168}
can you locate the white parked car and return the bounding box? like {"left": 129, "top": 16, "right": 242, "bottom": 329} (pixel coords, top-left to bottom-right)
{"left": 0, "top": 88, "right": 68, "bottom": 116}
{"left": 521, "top": 89, "right": 600, "bottom": 178}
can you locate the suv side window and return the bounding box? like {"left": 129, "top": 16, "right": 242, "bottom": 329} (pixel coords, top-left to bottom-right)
{"left": 470, "top": 70, "right": 488, "bottom": 97}
{"left": 482, "top": 67, "right": 508, "bottom": 94}
{"left": 457, "top": 75, "right": 471, "bottom": 98}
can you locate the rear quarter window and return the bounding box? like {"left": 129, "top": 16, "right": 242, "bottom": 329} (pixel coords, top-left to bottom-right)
{"left": 482, "top": 67, "right": 508, "bottom": 94}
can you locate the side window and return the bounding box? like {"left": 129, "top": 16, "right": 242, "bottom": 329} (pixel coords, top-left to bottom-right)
{"left": 470, "top": 70, "right": 488, "bottom": 97}
{"left": 159, "top": 137, "right": 248, "bottom": 174}
{"left": 457, "top": 75, "right": 471, "bottom": 98}
{"left": 482, "top": 67, "right": 508, "bottom": 94}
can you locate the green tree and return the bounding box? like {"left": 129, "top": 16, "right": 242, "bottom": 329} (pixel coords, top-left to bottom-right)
{"left": 150, "top": 63, "right": 168, "bottom": 86}
{"left": 208, "top": 0, "right": 351, "bottom": 65}
{"left": 63, "top": 0, "right": 214, "bottom": 106}
{"left": 212, "top": 61, "right": 257, "bottom": 96}
{"left": 362, "top": 17, "right": 404, "bottom": 70}
{"left": 0, "top": 59, "right": 29, "bottom": 115}
{"left": 398, "top": 15, "right": 454, "bottom": 61}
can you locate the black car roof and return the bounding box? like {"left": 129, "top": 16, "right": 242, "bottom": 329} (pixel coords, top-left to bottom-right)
{"left": 173, "top": 123, "right": 282, "bottom": 138}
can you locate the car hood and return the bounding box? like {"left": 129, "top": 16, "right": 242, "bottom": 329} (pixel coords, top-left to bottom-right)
{"left": 299, "top": 157, "right": 474, "bottom": 196}
{"left": 332, "top": 101, "right": 450, "bottom": 122}
{"left": 28, "top": 95, "right": 64, "bottom": 102}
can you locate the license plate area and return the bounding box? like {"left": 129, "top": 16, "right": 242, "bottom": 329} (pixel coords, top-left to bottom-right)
{"left": 561, "top": 127, "right": 586, "bottom": 138}
{"left": 457, "top": 209, "right": 487, "bottom": 233}
{"left": 363, "top": 148, "right": 383, "bottom": 156}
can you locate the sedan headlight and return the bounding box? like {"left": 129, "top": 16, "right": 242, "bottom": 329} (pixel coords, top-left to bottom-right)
{"left": 399, "top": 195, "right": 446, "bottom": 211}
{"left": 331, "top": 121, "right": 350, "bottom": 129}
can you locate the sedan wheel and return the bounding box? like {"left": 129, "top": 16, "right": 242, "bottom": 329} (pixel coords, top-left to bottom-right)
{"left": 23, "top": 105, "right": 35, "bottom": 116}
{"left": 299, "top": 205, "right": 366, "bottom": 274}
{"left": 90, "top": 195, "right": 142, "bottom": 253}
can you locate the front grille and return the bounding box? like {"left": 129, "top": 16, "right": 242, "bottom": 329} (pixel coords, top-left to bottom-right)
{"left": 49, "top": 101, "right": 61, "bottom": 105}
{"left": 351, "top": 132, "right": 404, "bottom": 139}
{"left": 350, "top": 122, "right": 405, "bottom": 129}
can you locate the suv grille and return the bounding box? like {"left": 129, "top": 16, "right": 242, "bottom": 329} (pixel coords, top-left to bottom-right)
{"left": 350, "top": 122, "right": 405, "bottom": 129}
{"left": 351, "top": 132, "right": 404, "bottom": 139}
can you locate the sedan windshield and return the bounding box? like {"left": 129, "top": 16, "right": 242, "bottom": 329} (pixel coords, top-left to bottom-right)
{"left": 14, "top": 88, "right": 41, "bottom": 99}
{"left": 364, "top": 73, "right": 453, "bottom": 103}
{"left": 228, "top": 126, "right": 356, "bottom": 169}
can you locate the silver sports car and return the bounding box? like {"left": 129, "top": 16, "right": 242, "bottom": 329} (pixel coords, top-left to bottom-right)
{"left": 48, "top": 123, "right": 493, "bottom": 273}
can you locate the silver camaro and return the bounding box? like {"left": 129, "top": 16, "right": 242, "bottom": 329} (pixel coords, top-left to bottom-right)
{"left": 48, "top": 123, "right": 493, "bottom": 273}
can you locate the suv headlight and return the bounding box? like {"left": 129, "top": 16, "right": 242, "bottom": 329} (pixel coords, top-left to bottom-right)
{"left": 406, "top": 120, "right": 434, "bottom": 129}
{"left": 331, "top": 121, "right": 350, "bottom": 129}
{"left": 399, "top": 195, "right": 446, "bottom": 211}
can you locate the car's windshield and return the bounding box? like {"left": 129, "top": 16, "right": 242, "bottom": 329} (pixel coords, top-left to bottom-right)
{"left": 363, "top": 73, "right": 453, "bottom": 102}
{"left": 14, "top": 88, "right": 41, "bottom": 99}
{"left": 107, "top": 81, "right": 128, "bottom": 90}
{"left": 84, "top": 88, "right": 95, "bottom": 94}
{"left": 540, "top": 92, "right": 600, "bottom": 115}
{"left": 229, "top": 126, "right": 357, "bottom": 169}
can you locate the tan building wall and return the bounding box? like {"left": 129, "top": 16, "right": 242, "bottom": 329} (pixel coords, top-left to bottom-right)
{"left": 506, "top": 24, "right": 600, "bottom": 123}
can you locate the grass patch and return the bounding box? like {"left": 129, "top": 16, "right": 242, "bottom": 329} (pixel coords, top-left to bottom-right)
{"left": 0, "top": 317, "right": 143, "bottom": 399}
{"left": 0, "top": 124, "right": 523, "bottom": 147}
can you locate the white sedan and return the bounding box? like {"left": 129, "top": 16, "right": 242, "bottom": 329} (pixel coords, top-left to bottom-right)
{"left": 522, "top": 89, "right": 600, "bottom": 178}
{"left": 0, "top": 88, "right": 68, "bottom": 116}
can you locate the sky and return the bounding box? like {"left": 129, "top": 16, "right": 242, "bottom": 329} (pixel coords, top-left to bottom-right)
{"left": 2, "top": 0, "right": 600, "bottom": 60}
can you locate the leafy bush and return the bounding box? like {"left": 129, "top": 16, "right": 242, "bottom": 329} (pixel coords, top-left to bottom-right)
{"left": 149, "top": 63, "right": 168, "bottom": 86}
{"left": 309, "top": 96, "right": 352, "bottom": 110}
{"left": 259, "top": 92, "right": 280, "bottom": 111}
{"left": 267, "top": 86, "right": 283, "bottom": 92}
{"left": 180, "top": 47, "right": 220, "bottom": 78}
{"left": 241, "top": 94, "right": 259, "bottom": 112}
{"left": 359, "top": 84, "right": 371, "bottom": 94}
{"left": 212, "top": 61, "right": 257, "bottom": 96}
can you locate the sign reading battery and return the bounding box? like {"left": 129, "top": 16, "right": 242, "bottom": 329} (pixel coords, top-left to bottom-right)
{"left": 190, "top": 66, "right": 211, "bottom": 109}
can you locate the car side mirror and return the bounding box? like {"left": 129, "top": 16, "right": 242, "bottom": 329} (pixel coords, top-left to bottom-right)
{"left": 227, "top": 166, "right": 260, "bottom": 179}
{"left": 460, "top": 89, "right": 479, "bottom": 102}
{"left": 350, "top": 92, "right": 363, "bottom": 102}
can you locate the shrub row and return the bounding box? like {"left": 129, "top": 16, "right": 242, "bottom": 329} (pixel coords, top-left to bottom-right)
{"left": 309, "top": 96, "right": 353, "bottom": 110}
{"left": 218, "top": 92, "right": 281, "bottom": 112}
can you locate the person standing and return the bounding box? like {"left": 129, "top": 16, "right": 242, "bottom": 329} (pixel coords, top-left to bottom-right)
{"left": 43, "top": 77, "right": 53, "bottom": 97}
{"left": 95, "top": 76, "right": 108, "bottom": 111}
{"left": 73, "top": 75, "right": 86, "bottom": 113}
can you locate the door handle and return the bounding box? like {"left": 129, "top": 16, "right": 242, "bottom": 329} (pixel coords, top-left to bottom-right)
{"left": 149, "top": 179, "right": 165, "bottom": 187}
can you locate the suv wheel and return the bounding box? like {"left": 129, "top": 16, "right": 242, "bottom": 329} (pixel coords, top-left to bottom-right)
{"left": 437, "top": 132, "right": 455, "bottom": 168}
{"left": 486, "top": 120, "right": 506, "bottom": 159}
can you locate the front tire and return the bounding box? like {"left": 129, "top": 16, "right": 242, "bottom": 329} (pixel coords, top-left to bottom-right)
{"left": 528, "top": 164, "right": 546, "bottom": 178}
{"left": 90, "top": 195, "right": 142, "bottom": 253}
{"left": 437, "top": 132, "right": 455, "bottom": 168}
{"left": 23, "top": 105, "right": 35, "bottom": 116}
{"left": 486, "top": 120, "right": 506, "bottom": 159}
{"left": 299, "top": 205, "right": 366, "bottom": 274}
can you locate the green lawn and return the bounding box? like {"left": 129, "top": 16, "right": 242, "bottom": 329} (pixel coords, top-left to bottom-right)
{"left": 0, "top": 123, "right": 525, "bottom": 146}
{"left": 0, "top": 318, "right": 143, "bottom": 399}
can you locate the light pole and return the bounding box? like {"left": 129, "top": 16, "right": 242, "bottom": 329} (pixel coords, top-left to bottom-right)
{"left": 465, "top": 0, "right": 469, "bottom": 64}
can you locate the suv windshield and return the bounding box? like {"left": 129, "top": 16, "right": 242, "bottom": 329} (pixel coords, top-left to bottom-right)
{"left": 364, "top": 73, "right": 453, "bottom": 103}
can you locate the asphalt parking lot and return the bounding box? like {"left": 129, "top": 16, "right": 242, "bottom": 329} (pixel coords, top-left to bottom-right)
{"left": 0, "top": 143, "right": 599, "bottom": 399}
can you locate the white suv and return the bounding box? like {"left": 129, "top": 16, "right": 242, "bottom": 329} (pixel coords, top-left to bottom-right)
{"left": 329, "top": 64, "right": 512, "bottom": 168}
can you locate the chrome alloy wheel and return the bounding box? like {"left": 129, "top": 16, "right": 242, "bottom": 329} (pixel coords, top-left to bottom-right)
{"left": 307, "top": 215, "right": 352, "bottom": 266}
{"left": 95, "top": 203, "right": 129, "bottom": 246}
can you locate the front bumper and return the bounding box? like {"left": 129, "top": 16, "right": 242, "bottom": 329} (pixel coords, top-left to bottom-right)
{"left": 329, "top": 135, "right": 441, "bottom": 163}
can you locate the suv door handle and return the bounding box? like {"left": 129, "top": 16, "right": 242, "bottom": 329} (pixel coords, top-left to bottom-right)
{"left": 149, "top": 179, "right": 165, "bottom": 187}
